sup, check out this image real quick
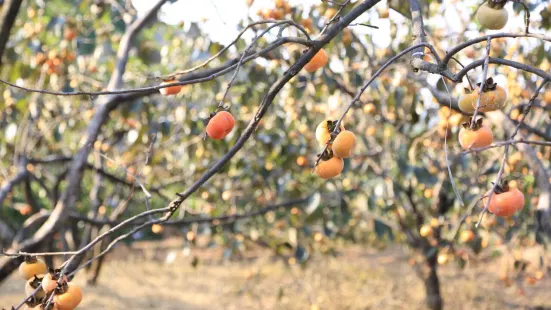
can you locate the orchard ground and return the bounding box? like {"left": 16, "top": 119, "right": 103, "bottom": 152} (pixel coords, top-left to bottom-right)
{"left": 1, "top": 242, "right": 550, "bottom": 310}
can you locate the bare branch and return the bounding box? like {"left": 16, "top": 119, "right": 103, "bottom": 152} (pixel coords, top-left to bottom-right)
{"left": 0, "top": 160, "right": 28, "bottom": 207}
{"left": 108, "top": 0, "right": 171, "bottom": 90}
{"left": 408, "top": 0, "right": 427, "bottom": 71}
{"left": 442, "top": 32, "right": 551, "bottom": 66}
{"left": 0, "top": 0, "right": 23, "bottom": 65}
{"left": 462, "top": 139, "right": 551, "bottom": 154}
{"left": 158, "top": 20, "right": 311, "bottom": 79}
{"left": 455, "top": 57, "right": 551, "bottom": 82}
{"left": 0, "top": 37, "right": 312, "bottom": 97}
{"left": 0, "top": 0, "right": 172, "bottom": 283}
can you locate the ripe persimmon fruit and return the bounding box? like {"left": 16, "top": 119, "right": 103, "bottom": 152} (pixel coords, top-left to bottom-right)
{"left": 543, "top": 90, "right": 551, "bottom": 105}
{"left": 315, "top": 119, "right": 344, "bottom": 147}
{"left": 459, "top": 230, "right": 475, "bottom": 243}
{"left": 42, "top": 270, "right": 68, "bottom": 293}
{"left": 342, "top": 28, "right": 352, "bottom": 45}
{"left": 483, "top": 181, "right": 525, "bottom": 217}
{"left": 437, "top": 253, "right": 449, "bottom": 265}
{"left": 54, "top": 282, "right": 82, "bottom": 310}
{"left": 300, "top": 18, "right": 313, "bottom": 31}
{"left": 275, "top": 0, "right": 285, "bottom": 9}
{"left": 332, "top": 130, "right": 356, "bottom": 158}
{"left": 458, "top": 78, "right": 507, "bottom": 113}
{"left": 159, "top": 79, "right": 182, "bottom": 96}
{"left": 315, "top": 155, "right": 344, "bottom": 179}
{"left": 377, "top": 7, "right": 389, "bottom": 19}
{"left": 419, "top": 224, "right": 433, "bottom": 237}
{"left": 151, "top": 223, "right": 163, "bottom": 234}
{"left": 458, "top": 118, "right": 493, "bottom": 149}
{"left": 304, "top": 48, "right": 328, "bottom": 73}
{"left": 63, "top": 28, "right": 77, "bottom": 41}
{"left": 25, "top": 275, "right": 46, "bottom": 299}
{"left": 206, "top": 111, "right": 235, "bottom": 140}
{"left": 476, "top": 1, "right": 508, "bottom": 30}
{"left": 324, "top": 8, "right": 337, "bottom": 20}
{"left": 19, "top": 257, "right": 47, "bottom": 280}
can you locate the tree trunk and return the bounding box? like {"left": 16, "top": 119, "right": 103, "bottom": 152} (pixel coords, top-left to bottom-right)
{"left": 423, "top": 255, "right": 443, "bottom": 310}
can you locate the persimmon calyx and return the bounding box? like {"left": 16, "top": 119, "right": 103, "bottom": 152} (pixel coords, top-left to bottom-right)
{"left": 491, "top": 180, "right": 511, "bottom": 194}
{"left": 469, "top": 77, "right": 498, "bottom": 93}
{"left": 326, "top": 120, "right": 342, "bottom": 134}
{"left": 24, "top": 255, "right": 39, "bottom": 263}
{"left": 476, "top": 77, "right": 498, "bottom": 92}
{"left": 55, "top": 281, "right": 70, "bottom": 295}
{"left": 461, "top": 117, "right": 484, "bottom": 130}
{"left": 318, "top": 149, "right": 334, "bottom": 161}
{"left": 29, "top": 275, "right": 42, "bottom": 288}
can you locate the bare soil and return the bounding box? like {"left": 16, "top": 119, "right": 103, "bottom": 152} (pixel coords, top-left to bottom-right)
{"left": 1, "top": 241, "right": 550, "bottom": 310}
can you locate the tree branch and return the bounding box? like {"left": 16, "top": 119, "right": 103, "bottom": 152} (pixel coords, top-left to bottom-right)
{"left": 0, "top": 0, "right": 23, "bottom": 65}
{"left": 408, "top": 0, "right": 427, "bottom": 71}
{"left": 0, "top": 160, "right": 28, "bottom": 207}
{"left": 108, "top": 0, "right": 170, "bottom": 90}
{"left": 0, "top": 0, "right": 171, "bottom": 284}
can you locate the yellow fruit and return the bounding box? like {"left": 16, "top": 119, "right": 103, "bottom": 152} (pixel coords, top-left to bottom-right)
{"left": 151, "top": 224, "right": 163, "bottom": 234}
{"left": 332, "top": 130, "right": 356, "bottom": 158}
{"left": 19, "top": 258, "right": 48, "bottom": 280}
{"left": 543, "top": 90, "right": 551, "bottom": 105}
{"left": 363, "top": 103, "right": 376, "bottom": 114}
{"left": 53, "top": 283, "right": 82, "bottom": 310}
{"left": 304, "top": 48, "right": 328, "bottom": 73}
{"left": 324, "top": 8, "right": 337, "bottom": 20}
{"left": 378, "top": 7, "right": 389, "bottom": 18}
{"left": 419, "top": 225, "right": 433, "bottom": 237}
{"left": 315, "top": 119, "right": 344, "bottom": 147}
{"left": 342, "top": 28, "right": 352, "bottom": 45}
{"left": 458, "top": 123, "right": 494, "bottom": 149}
{"left": 459, "top": 230, "right": 475, "bottom": 243}
{"left": 159, "top": 80, "right": 182, "bottom": 96}
{"left": 437, "top": 253, "right": 449, "bottom": 265}
{"left": 25, "top": 276, "right": 46, "bottom": 299}
{"left": 458, "top": 84, "right": 507, "bottom": 114}
{"left": 476, "top": 2, "right": 508, "bottom": 30}
{"left": 300, "top": 18, "right": 313, "bottom": 31}
{"left": 315, "top": 156, "right": 344, "bottom": 179}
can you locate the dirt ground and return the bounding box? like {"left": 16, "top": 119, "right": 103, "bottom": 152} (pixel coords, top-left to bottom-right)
{"left": 1, "top": 242, "right": 550, "bottom": 310}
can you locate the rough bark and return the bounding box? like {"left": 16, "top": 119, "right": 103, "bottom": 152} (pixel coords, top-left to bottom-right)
{"left": 423, "top": 255, "right": 443, "bottom": 310}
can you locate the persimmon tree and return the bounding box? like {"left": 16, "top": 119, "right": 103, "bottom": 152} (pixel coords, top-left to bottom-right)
{"left": 0, "top": 0, "right": 551, "bottom": 309}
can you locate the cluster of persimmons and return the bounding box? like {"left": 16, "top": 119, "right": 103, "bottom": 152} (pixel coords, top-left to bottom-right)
{"left": 17, "top": 257, "right": 82, "bottom": 309}
{"left": 155, "top": 1, "right": 526, "bottom": 220}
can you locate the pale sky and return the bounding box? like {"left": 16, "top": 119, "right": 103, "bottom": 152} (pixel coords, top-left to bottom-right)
{"left": 131, "top": 0, "right": 539, "bottom": 47}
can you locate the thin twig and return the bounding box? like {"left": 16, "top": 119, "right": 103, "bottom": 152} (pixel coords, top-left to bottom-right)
{"left": 0, "top": 38, "right": 313, "bottom": 97}
{"left": 216, "top": 21, "right": 303, "bottom": 113}
{"left": 156, "top": 20, "right": 311, "bottom": 80}
{"left": 462, "top": 139, "right": 551, "bottom": 154}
